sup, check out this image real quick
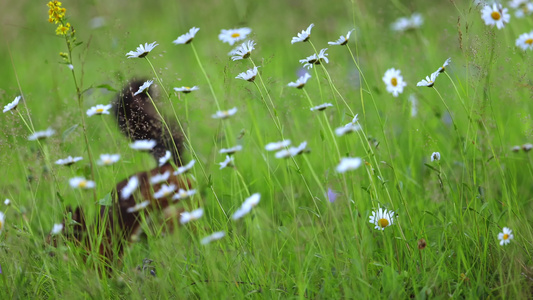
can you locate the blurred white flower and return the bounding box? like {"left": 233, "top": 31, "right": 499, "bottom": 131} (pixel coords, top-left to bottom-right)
{"left": 174, "top": 86, "right": 199, "bottom": 94}
{"left": 121, "top": 176, "right": 139, "bottom": 200}
{"left": 232, "top": 193, "right": 261, "bottom": 220}
{"left": 28, "top": 128, "right": 55, "bottom": 141}
{"left": 265, "top": 140, "right": 291, "bottom": 151}
{"left": 509, "top": 0, "right": 533, "bottom": 18}
{"left": 335, "top": 124, "right": 361, "bottom": 136}
{"left": 219, "top": 28, "right": 251, "bottom": 45}
{"left": 382, "top": 68, "right": 406, "bottom": 97}
{"left": 236, "top": 67, "right": 259, "bottom": 82}
{"left": 437, "top": 58, "right": 452, "bottom": 73}
{"left": 180, "top": 208, "right": 204, "bottom": 224}
{"left": 219, "top": 155, "right": 234, "bottom": 169}
{"left": 328, "top": 29, "right": 354, "bottom": 46}
{"left": 288, "top": 73, "right": 311, "bottom": 89}
{"left": 481, "top": 3, "right": 510, "bottom": 29}
{"left": 127, "top": 200, "right": 151, "bottom": 213}
{"left": 201, "top": 231, "right": 225, "bottom": 245}
{"left": 50, "top": 223, "right": 64, "bottom": 235}
{"left": 97, "top": 154, "right": 121, "bottom": 166}
{"left": 230, "top": 40, "right": 256, "bottom": 61}
{"left": 516, "top": 31, "right": 533, "bottom": 50}
{"left": 4, "top": 199, "right": 11, "bottom": 206}
{"left": 174, "top": 160, "right": 196, "bottom": 175}
{"left": 3, "top": 96, "right": 20, "bottom": 114}
{"left": 134, "top": 80, "right": 153, "bottom": 96}
{"left": 336, "top": 157, "right": 362, "bottom": 173}
{"left": 310, "top": 103, "right": 333, "bottom": 111}
{"left": 130, "top": 140, "right": 156, "bottom": 151}
{"left": 150, "top": 171, "right": 170, "bottom": 185}
{"left": 159, "top": 150, "right": 171, "bottom": 166}
{"left": 154, "top": 184, "right": 176, "bottom": 199}
{"left": 126, "top": 41, "right": 158, "bottom": 58}
{"left": 212, "top": 107, "right": 238, "bottom": 119}
{"left": 69, "top": 177, "right": 95, "bottom": 189}
{"left": 173, "top": 27, "right": 200, "bottom": 44}
{"left": 55, "top": 156, "right": 83, "bottom": 166}
{"left": 275, "top": 141, "right": 308, "bottom": 159}
{"left": 86, "top": 104, "right": 112, "bottom": 117}
{"left": 219, "top": 145, "right": 242, "bottom": 155}
{"left": 431, "top": 152, "right": 441, "bottom": 162}
{"left": 291, "top": 23, "right": 314, "bottom": 44}
{"left": 0, "top": 211, "right": 4, "bottom": 234}
{"left": 172, "top": 188, "right": 197, "bottom": 201}
{"left": 391, "top": 13, "right": 423, "bottom": 32}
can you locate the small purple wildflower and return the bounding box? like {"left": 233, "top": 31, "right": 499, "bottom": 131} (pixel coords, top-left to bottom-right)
{"left": 326, "top": 188, "right": 339, "bottom": 203}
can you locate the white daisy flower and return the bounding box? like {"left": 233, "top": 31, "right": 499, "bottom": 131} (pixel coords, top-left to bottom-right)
{"left": 0, "top": 211, "right": 4, "bottom": 234}
{"left": 382, "top": 68, "right": 407, "bottom": 97}
{"left": 481, "top": 3, "right": 510, "bottom": 29}
{"left": 180, "top": 208, "right": 204, "bottom": 224}
{"left": 55, "top": 156, "right": 83, "bottom": 166}
{"left": 172, "top": 27, "right": 200, "bottom": 45}
{"left": 509, "top": 0, "right": 533, "bottom": 18}
{"left": 126, "top": 41, "right": 158, "bottom": 58}
{"left": 97, "top": 154, "right": 121, "bottom": 166}
{"left": 369, "top": 208, "right": 395, "bottom": 230}
{"left": 336, "top": 157, "right": 363, "bottom": 173}
{"left": 219, "top": 145, "right": 243, "bottom": 155}
{"left": 159, "top": 150, "right": 171, "bottom": 166}
{"left": 232, "top": 193, "right": 261, "bottom": 220}
{"left": 3, "top": 96, "right": 21, "bottom": 114}
{"left": 133, "top": 80, "right": 153, "bottom": 96}
{"left": 121, "top": 176, "right": 139, "bottom": 200}
{"left": 417, "top": 71, "right": 440, "bottom": 87}
{"left": 212, "top": 107, "right": 238, "bottom": 119}
{"left": 299, "top": 48, "right": 329, "bottom": 69}
{"left": 219, "top": 155, "right": 234, "bottom": 169}
{"left": 516, "top": 31, "right": 533, "bottom": 51}
{"left": 498, "top": 227, "right": 514, "bottom": 245}
{"left": 69, "top": 177, "right": 96, "bottom": 189}
{"left": 310, "top": 103, "right": 333, "bottom": 111}
{"left": 173, "top": 86, "right": 199, "bottom": 94}
{"left": 130, "top": 140, "right": 156, "bottom": 151}
{"left": 437, "top": 58, "right": 452, "bottom": 73}
{"left": 291, "top": 23, "right": 314, "bottom": 44}
{"left": 127, "top": 200, "right": 151, "bottom": 213}
{"left": 523, "top": 143, "right": 533, "bottom": 152}
{"left": 391, "top": 13, "right": 424, "bottom": 32}
{"left": 218, "top": 27, "right": 252, "bottom": 45}
{"left": 150, "top": 171, "right": 170, "bottom": 185}
{"left": 4, "top": 199, "right": 11, "bottom": 206}
{"left": 265, "top": 140, "right": 291, "bottom": 151}
{"left": 174, "top": 159, "right": 196, "bottom": 175}
{"left": 236, "top": 67, "right": 259, "bottom": 82}
{"left": 28, "top": 128, "right": 55, "bottom": 141}
{"left": 431, "top": 152, "right": 441, "bottom": 162}
{"left": 328, "top": 29, "right": 354, "bottom": 46}
{"left": 230, "top": 40, "right": 256, "bottom": 61}
{"left": 154, "top": 184, "right": 176, "bottom": 199}
{"left": 288, "top": 73, "right": 312, "bottom": 89}
{"left": 86, "top": 104, "right": 112, "bottom": 117}
{"left": 201, "top": 231, "right": 225, "bottom": 245}
{"left": 172, "top": 188, "right": 197, "bottom": 201}
{"left": 275, "top": 141, "right": 308, "bottom": 159}
{"left": 50, "top": 223, "right": 64, "bottom": 235}
{"left": 335, "top": 124, "right": 362, "bottom": 136}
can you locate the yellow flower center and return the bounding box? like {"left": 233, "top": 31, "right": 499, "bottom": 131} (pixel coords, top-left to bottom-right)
{"left": 0, "top": 220, "right": 3, "bottom": 230}
{"left": 104, "top": 159, "right": 111, "bottom": 164}
{"left": 503, "top": 233, "right": 509, "bottom": 240}
{"left": 391, "top": 77, "right": 398, "bottom": 87}
{"left": 491, "top": 11, "right": 501, "bottom": 21}
{"left": 78, "top": 180, "right": 87, "bottom": 188}
{"left": 96, "top": 108, "right": 104, "bottom": 113}
{"left": 525, "top": 38, "right": 533, "bottom": 45}
{"left": 378, "top": 218, "right": 389, "bottom": 228}
{"left": 231, "top": 33, "right": 240, "bottom": 38}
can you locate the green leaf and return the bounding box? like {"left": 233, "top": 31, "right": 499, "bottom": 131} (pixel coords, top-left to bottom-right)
{"left": 99, "top": 193, "right": 112, "bottom": 206}
{"left": 61, "top": 124, "right": 79, "bottom": 142}
{"left": 95, "top": 84, "right": 118, "bottom": 92}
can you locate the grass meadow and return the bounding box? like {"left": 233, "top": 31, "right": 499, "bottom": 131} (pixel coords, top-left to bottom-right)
{"left": 1, "top": 0, "right": 533, "bottom": 298}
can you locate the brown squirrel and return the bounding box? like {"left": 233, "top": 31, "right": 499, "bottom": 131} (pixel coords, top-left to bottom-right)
{"left": 59, "top": 80, "right": 191, "bottom": 265}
